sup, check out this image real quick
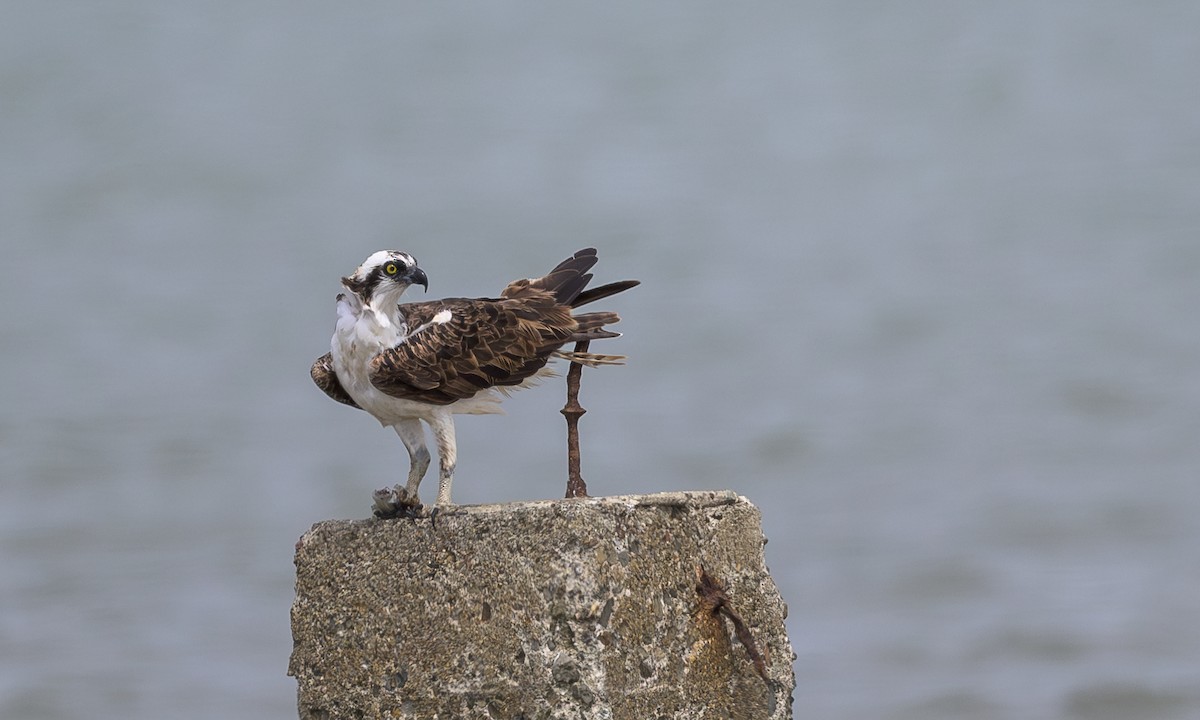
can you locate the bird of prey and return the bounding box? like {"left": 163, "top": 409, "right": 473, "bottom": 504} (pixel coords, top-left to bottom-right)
{"left": 311, "top": 248, "right": 637, "bottom": 513}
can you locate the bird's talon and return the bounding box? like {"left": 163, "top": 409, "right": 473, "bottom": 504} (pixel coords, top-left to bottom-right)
{"left": 392, "top": 485, "right": 422, "bottom": 509}
{"left": 371, "top": 486, "right": 428, "bottom": 520}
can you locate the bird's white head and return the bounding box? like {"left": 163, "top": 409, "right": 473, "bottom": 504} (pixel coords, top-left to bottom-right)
{"left": 341, "top": 250, "right": 429, "bottom": 308}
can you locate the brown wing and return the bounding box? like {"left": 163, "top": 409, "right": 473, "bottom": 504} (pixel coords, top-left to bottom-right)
{"left": 368, "top": 292, "right": 577, "bottom": 405}
{"left": 311, "top": 352, "right": 362, "bottom": 409}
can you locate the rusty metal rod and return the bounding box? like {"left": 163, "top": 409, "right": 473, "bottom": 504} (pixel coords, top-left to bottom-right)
{"left": 695, "top": 565, "right": 770, "bottom": 683}
{"left": 561, "top": 340, "right": 590, "bottom": 498}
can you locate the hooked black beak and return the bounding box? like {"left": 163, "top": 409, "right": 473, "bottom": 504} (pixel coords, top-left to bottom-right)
{"left": 410, "top": 267, "right": 429, "bottom": 292}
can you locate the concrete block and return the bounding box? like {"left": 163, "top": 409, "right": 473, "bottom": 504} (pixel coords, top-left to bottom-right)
{"left": 288, "top": 490, "right": 794, "bottom": 719}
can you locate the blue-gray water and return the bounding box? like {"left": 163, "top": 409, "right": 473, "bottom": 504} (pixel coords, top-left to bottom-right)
{"left": 3, "top": 3, "right": 1199, "bottom": 719}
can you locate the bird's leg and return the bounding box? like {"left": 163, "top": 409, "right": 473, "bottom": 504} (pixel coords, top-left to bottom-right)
{"left": 392, "top": 418, "right": 430, "bottom": 508}
{"left": 428, "top": 413, "right": 458, "bottom": 507}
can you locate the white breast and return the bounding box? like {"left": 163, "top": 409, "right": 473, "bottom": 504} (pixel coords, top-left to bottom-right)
{"left": 331, "top": 299, "right": 420, "bottom": 422}
{"left": 329, "top": 297, "right": 506, "bottom": 423}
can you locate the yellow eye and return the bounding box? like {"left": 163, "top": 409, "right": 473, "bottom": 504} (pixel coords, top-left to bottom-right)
{"left": 385, "top": 263, "right": 398, "bottom": 275}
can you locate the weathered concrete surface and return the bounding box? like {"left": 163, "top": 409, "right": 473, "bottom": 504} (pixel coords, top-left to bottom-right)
{"left": 289, "top": 490, "right": 794, "bottom": 719}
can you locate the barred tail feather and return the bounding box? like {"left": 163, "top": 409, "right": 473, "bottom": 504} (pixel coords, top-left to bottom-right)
{"left": 554, "top": 350, "right": 628, "bottom": 367}
{"left": 572, "top": 310, "right": 620, "bottom": 331}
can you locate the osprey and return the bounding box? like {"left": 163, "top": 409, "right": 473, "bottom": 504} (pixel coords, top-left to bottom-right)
{"left": 311, "top": 248, "right": 637, "bottom": 512}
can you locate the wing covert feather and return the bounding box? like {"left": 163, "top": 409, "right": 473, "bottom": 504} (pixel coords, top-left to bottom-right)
{"left": 368, "top": 296, "right": 577, "bottom": 405}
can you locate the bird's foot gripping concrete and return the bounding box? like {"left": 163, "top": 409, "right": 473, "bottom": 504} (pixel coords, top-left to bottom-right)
{"left": 371, "top": 485, "right": 424, "bottom": 519}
